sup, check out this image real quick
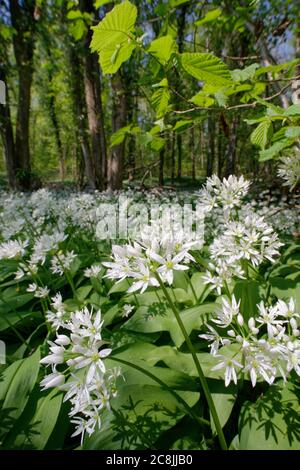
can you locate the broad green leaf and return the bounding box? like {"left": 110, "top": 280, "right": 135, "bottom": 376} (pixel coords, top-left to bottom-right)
{"left": 151, "top": 85, "right": 171, "bottom": 118}
{"left": 180, "top": 52, "right": 232, "bottom": 87}
{"left": 239, "top": 382, "right": 300, "bottom": 450}
{"left": 123, "top": 302, "right": 216, "bottom": 347}
{"left": 209, "top": 380, "right": 237, "bottom": 432}
{"left": 91, "top": 1, "right": 137, "bottom": 53}
{"left": 76, "top": 284, "right": 93, "bottom": 301}
{"left": 108, "top": 278, "right": 130, "bottom": 294}
{"left": 99, "top": 42, "right": 135, "bottom": 74}
{"left": 231, "top": 63, "right": 259, "bottom": 82}
{"left": 285, "top": 126, "right": 300, "bottom": 138}
{"left": 190, "top": 91, "right": 215, "bottom": 107}
{"left": 269, "top": 276, "right": 300, "bottom": 311}
{"left": 284, "top": 104, "right": 300, "bottom": 116}
{"left": 110, "top": 125, "right": 132, "bottom": 147}
{"left": 91, "top": 1, "right": 137, "bottom": 73}
{"left": 173, "top": 120, "right": 193, "bottom": 132}
{"left": 0, "top": 310, "right": 43, "bottom": 332}
{"left": 187, "top": 272, "right": 211, "bottom": 302}
{"left": 83, "top": 360, "right": 199, "bottom": 451}
{"left": 148, "top": 35, "right": 177, "bottom": 64}
{"left": 259, "top": 139, "right": 293, "bottom": 161}
{"left": 3, "top": 387, "right": 63, "bottom": 450}
{"left": 250, "top": 120, "right": 273, "bottom": 150}
{"left": 195, "top": 8, "right": 222, "bottom": 26}
{"left": 149, "top": 135, "right": 165, "bottom": 151}
{"left": 0, "top": 348, "right": 40, "bottom": 440}
{"left": 233, "top": 280, "right": 261, "bottom": 321}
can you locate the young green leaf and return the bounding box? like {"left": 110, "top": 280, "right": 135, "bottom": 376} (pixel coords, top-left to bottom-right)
{"left": 250, "top": 120, "right": 273, "bottom": 149}
{"left": 180, "top": 53, "right": 232, "bottom": 87}
{"left": 148, "top": 35, "right": 177, "bottom": 65}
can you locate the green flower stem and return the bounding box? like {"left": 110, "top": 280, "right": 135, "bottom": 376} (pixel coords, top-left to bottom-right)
{"left": 56, "top": 254, "right": 79, "bottom": 303}
{"left": 110, "top": 356, "right": 210, "bottom": 429}
{"left": 187, "top": 275, "right": 198, "bottom": 304}
{"left": 155, "top": 272, "right": 228, "bottom": 450}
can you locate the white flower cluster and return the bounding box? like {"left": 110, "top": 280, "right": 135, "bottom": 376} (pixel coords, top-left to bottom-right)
{"left": 278, "top": 151, "right": 300, "bottom": 190}
{"left": 103, "top": 226, "right": 197, "bottom": 292}
{"left": 203, "top": 213, "right": 283, "bottom": 294}
{"left": 199, "top": 175, "right": 250, "bottom": 215}
{"left": 0, "top": 239, "right": 28, "bottom": 260}
{"left": 40, "top": 306, "right": 120, "bottom": 444}
{"left": 50, "top": 250, "right": 76, "bottom": 276}
{"left": 200, "top": 296, "right": 300, "bottom": 387}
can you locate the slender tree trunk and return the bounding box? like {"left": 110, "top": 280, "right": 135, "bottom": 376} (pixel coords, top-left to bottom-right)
{"left": 190, "top": 127, "right": 196, "bottom": 181}
{"left": 207, "top": 117, "right": 215, "bottom": 177}
{"left": 68, "top": 45, "right": 95, "bottom": 188}
{"left": 176, "top": 134, "right": 182, "bottom": 179}
{"left": 108, "top": 72, "right": 127, "bottom": 190}
{"left": 158, "top": 145, "right": 164, "bottom": 186}
{"left": 292, "top": 15, "right": 300, "bottom": 105}
{"left": 225, "top": 116, "right": 238, "bottom": 176}
{"left": 170, "top": 132, "right": 175, "bottom": 184}
{"left": 0, "top": 67, "right": 16, "bottom": 189}
{"left": 175, "top": 5, "right": 187, "bottom": 181}
{"left": 80, "top": 0, "right": 107, "bottom": 189}
{"left": 9, "top": 0, "right": 36, "bottom": 189}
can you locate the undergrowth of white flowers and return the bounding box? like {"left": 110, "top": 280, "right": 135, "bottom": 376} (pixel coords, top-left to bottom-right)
{"left": 0, "top": 177, "right": 299, "bottom": 450}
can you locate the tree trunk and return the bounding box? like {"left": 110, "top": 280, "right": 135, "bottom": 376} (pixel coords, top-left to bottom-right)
{"left": 175, "top": 5, "right": 187, "bottom": 181}
{"left": 9, "top": 0, "right": 36, "bottom": 189}
{"left": 108, "top": 72, "right": 127, "bottom": 190}
{"left": 80, "top": 0, "right": 107, "bottom": 189}
{"left": 0, "top": 67, "right": 16, "bottom": 189}
{"left": 292, "top": 14, "right": 300, "bottom": 105}
{"left": 207, "top": 117, "right": 215, "bottom": 177}
{"left": 177, "top": 134, "right": 182, "bottom": 179}
{"left": 158, "top": 145, "right": 164, "bottom": 186}
{"left": 170, "top": 132, "right": 175, "bottom": 184}
{"left": 225, "top": 116, "right": 238, "bottom": 177}
{"left": 190, "top": 127, "right": 196, "bottom": 181}
{"left": 68, "top": 45, "right": 95, "bottom": 188}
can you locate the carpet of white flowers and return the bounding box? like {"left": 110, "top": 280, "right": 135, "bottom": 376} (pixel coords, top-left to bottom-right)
{"left": 0, "top": 176, "right": 299, "bottom": 450}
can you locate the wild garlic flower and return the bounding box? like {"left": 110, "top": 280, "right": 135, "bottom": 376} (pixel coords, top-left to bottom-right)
{"left": 203, "top": 213, "right": 283, "bottom": 293}
{"left": 40, "top": 306, "right": 120, "bottom": 445}
{"left": 199, "top": 175, "right": 250, "bottom": 215}
{"left": 51, "top": 250, "right": 76, "bottom": 276}
{"left": 200, "top": 296, "right": 300, "bottom": 387}
{"left": 46, "top": 293, "right": 70, "bottom": 329}
{"left": 0, "top": 239, "right": 28, "bottom": 260}
{"left": 103, "top": 226, "right": 197, "bottom": 292}
{"left": 278, "top": 151, "right": 300, "bottom": 190}
{"left": 84, "top": 265, "right": 102, "bottom": 278}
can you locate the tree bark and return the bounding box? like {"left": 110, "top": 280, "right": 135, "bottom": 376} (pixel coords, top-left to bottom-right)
{"left": 189, "top": 127, "right": 196, "bottom": 181}
{"left": 158, "top": 145, "right": 164, "bottom": 186}
{"left": 0, "top": 66, "right": 16, "bottom": 189}
{"left": 108, "top": 72, "right": 127, "bottom": 190}
{"left": 68, "top": 45, "right": 96, "bottom": 188}
{"left": 207, "top": 116, "right": 215, "bottom": 177}
{"left": 9, "top": 0, "right": 36, "bottom": 189}
{"left": 292, "top": 14, "right": 300, "bottom": 105}
{"left": 80, "top": 0, "right": 107, "bottom": 189}
{"left": 225, "top": 116, "right": 238, "bottom": 177}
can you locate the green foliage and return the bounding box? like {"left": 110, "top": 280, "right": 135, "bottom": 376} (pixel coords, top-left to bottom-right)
{"left": 239, "top": 382, "right": 300, "bottom": 450}
{"left": 148, "top": 35, "right": 177, "bottom": 65}
{"left": 90, "top": 1, "right": 137, "bottom": 74}
{"left": 180, "top": 53, "right": 232, "bottom": 87}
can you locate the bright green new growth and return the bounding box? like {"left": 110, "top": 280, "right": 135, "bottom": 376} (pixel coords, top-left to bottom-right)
{"left": 90, "top": 1, "right": 137, "bottom": 74}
